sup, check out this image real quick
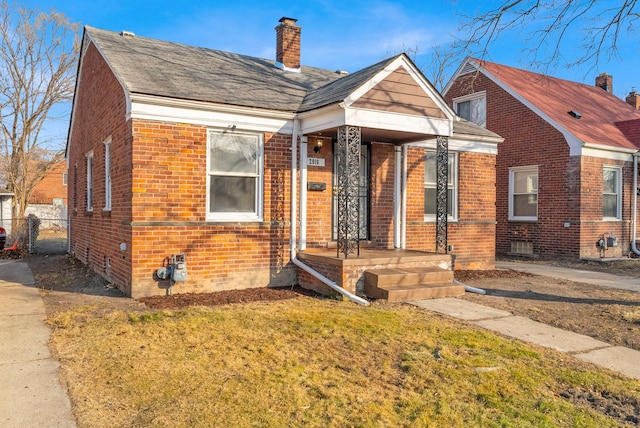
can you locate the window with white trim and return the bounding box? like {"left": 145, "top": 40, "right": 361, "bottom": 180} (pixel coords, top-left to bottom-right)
{"left": 424, "top": 150, "right": 457, "bottom": 221}
{"left": 603, "top": 166, "right": 622, "bottom": 219}
{"left": 509, "top": 166, "right": 538, "bottom": 221}
{"left": 104, "top": 138, "right": 112, "bottom": 211}
{"left": 206, "top": 129, "right": 263, "bottom": 221}
{"left": 453, "top": 91, "right": 486, "bottom": 127}
{"left": 86, "top": 151, "right": 94, "bottom": 212}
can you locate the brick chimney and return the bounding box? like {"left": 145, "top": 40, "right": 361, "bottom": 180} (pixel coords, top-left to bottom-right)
{"left": 626, "top": 89, "right": 640, "bottom": 109}
{"left": 595, "top": 72, "right": 613, "bottom": 93}
{"left": 275, "top": 17, "right": 301, "bottom": 72}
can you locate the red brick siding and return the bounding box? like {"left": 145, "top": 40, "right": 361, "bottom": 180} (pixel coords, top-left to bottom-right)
{"left": 304, "top": 138, "right": 334, "bottom": 248}
{"left": 445, "top": 72, "right": 635, "bottom": 260}
{"left": 370, "top": 143, "right": 395, "bottom": 246}
{"left": 404, "top": 147, "right": 497, "bottom": 269}
{"left": 67, "top": 42, "right": 133, "bottom": 294}
{"left": 30, "top": 164, "right": 67, "bottom": 205}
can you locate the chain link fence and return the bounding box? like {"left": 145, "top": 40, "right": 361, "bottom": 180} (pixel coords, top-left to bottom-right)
{"left": 1, "top": 216, "right": 68, "bottom": 255}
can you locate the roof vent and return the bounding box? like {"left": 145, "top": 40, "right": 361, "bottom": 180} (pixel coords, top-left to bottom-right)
{"left": 335, "top": 70, "right": 349, "bottom": 76}
{"left": 568, "top": 110, "right": 582, "bottom": 119}
{"left": 120, "top": 30, "right": 135, "bottom": 38}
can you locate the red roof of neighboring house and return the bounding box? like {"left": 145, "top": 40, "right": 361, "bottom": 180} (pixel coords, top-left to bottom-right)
{"left": 473, "top": 58, "right": 640, "bottom": 151}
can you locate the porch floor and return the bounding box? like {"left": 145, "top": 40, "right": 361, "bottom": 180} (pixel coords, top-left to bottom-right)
{"left": 296, "top": 248, "right": 464, "bottom": 302}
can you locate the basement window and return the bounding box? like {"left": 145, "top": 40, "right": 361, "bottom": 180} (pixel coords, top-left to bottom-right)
{"left": 206, "top": 129, "right": 263, "bottom": 222}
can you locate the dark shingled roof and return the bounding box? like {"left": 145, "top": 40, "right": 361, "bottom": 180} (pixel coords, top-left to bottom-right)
{"left": 85, "top": 26, "right": 394, "bottom": 113}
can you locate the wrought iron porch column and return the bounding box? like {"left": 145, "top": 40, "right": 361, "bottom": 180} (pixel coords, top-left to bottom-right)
{"left": 436, "top": 135, "right": 448, "bottom": 254}
{"left": 336, "top": 126, "right": 361, "bottom": 258}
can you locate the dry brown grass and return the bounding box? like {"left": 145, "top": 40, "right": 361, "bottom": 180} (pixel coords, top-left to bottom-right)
{"left": 48, "top": 298, "right": 640, "bottom": 427}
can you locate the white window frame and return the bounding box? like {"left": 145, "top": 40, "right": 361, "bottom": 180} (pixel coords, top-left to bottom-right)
{"left": 424, "top": 150, "right": 458, "bottom": 222}
{"left": 453, "top": 91, "right": 487, "bottom": 128}
{"left": 206, "top": 129, "right": 264, "bottom": 222}
{"left": 509, "top": 166, "right": 538, "bottom": 221}
{"left": 86, "top": 151, "right": 94, "bottom": 212}
{"left": 62, "top": 172, "right": 68, "bottom": 186}
{"left": 104, "top": 137, "right": 112, "bottom": 211}
{"left": 603, "top": 165, "right": 622, "bottom": 220}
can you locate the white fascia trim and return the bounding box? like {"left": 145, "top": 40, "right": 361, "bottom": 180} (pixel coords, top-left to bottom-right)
{"left": 298, "top": 104, "right": 345, "bottom": 135}
{"left": 345, "top": 107, "right": 452, "bottom": 137}
{"left": 442, "top": 56, "right": 479, "bottom": 95}
{"left": 411, "top": 137, "right": 498, "bottom": 155}
{"left": 344, "top": 56, "right": 455, "bottom": 121}
{"left": 130, "top": 95, "right": 294, "bottom": 134}
{"left": 581, "top": 144, "right": 637, "bottom": 161}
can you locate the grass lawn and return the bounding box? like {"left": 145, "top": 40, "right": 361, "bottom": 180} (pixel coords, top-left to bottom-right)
{"left": 49, "top": 297, "right": 640, "bottom": 427}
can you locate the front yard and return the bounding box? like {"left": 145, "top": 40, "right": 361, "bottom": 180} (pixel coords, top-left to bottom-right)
{"left": 33, "top": 255, "right": 640, "bottom": 427}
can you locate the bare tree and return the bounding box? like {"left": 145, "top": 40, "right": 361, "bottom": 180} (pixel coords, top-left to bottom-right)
{"left": 455, "top": 1, "right": 639, "bottom": 73}
{"left": 0, "top": 1, "right": 78, "bottom": 219}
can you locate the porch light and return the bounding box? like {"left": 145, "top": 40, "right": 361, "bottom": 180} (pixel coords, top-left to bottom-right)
{"left": 314, "top": 139, "right": 323, "bottom": 153}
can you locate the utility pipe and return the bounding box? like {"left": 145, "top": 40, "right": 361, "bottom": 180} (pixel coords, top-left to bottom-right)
{"left": 289, "top": 119, "right": 368, "bottom": 306}
{"left": 632, "top": 153, "right": 640, "bottom": 256}
{"left": 454, "top": 279, "right": 486, "bottom": 295}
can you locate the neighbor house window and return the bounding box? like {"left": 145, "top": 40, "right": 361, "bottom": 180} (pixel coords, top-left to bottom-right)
{"left": 104, "top": 138, "right": 112, "bottom": 211}
{"left": 453, "top": 91, "right": 486, "bottom": 127}
{"left": 509, "top": 166, "right": 538, "bottom": 221}
{"left": 86, "top": 151, "right": 94, "bottom": 211}
{"left": 207, "top": 129, "right": 263, "bottom": 221}
{"left": 424, "top": 150, "right": 457, "bottom": 221}
{"left": 62, "top": 172, "right": 68, "bottom": 186}
{"left": 603, "top": 166, "right": 622, "bottom": 219}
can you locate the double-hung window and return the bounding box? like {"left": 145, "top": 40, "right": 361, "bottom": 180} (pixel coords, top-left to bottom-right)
{"left": 453, "top": 92, "right": 486, "bottom": 127}
{"left": 424, "top": 150, "right": 457, "bottom": 221}
{"left": 86, "top": 151, "right": 94, "bottom": 212}
{"left": 509, "top": 166, "right": 538, "bottom": 221}
{"left": 104, "top": 138, "right": 112, "bottom": 211}
{"left": 207, "top": 129, "right": 263, "bottom": 221}
{"left": 603, "top": 166, "right": 622, "bottom": 219}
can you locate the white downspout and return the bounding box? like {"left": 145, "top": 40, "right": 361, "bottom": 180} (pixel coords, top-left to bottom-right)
{"left": 632, "top": 153, "right": 640, "bottom": 255}
{"left": 290, "top": 119, "right": 299, "bottom": 258}
{"left": 401, "top": 144, "right": 408, "bottom": 249}
{"left": 393, "top": 146, "right": 401, "bottom": 248}
{"left": 299, "top": 138, "right": 308, "bottom": 251}
{"left": 289, "top": 121, "right": 368, "bottom": 306}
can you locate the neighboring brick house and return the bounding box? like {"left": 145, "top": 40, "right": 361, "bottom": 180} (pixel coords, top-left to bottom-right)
{"left": 29, "top": 162, "right": 68, "bottom": 206}
{"left": 444, "top": 58, "right": 640, "bottom": 260}
{"left": 66, "top": 18, "right": 501, "bottom": 299}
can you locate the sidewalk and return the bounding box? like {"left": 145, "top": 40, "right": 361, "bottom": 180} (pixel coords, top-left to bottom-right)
{"left": 496, "top": 261, "right": 640, "bottom": 292}
{"left": 411, "top": 262, "right": 640, "bottom": 380}
{"left": 0, "top": 260, "right": 75, "bottom": 428}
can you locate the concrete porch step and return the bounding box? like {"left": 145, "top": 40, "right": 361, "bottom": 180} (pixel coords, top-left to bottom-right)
{"left": 365, "top": 282, "right": 465, "bottom": 302}
{"left": 363, "top": 267, "right": 463, "bottom": 302}
{"left": 364, "top": 267, "right": 454, "bottom": 288}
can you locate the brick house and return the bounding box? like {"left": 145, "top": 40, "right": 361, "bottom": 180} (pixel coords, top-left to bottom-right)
{"left": 66, "top": 18, "right": 501, "bottom": 299}
{"left": 29, "top": 162, "right": 68, "bottom": 207}
{"left": 444, "top": 58, "right": 640, "bottom": 260}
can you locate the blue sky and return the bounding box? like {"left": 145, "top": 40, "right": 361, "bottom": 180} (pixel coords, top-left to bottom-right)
{"left": 20, "top": 0, "right": 640, "bottom": 146}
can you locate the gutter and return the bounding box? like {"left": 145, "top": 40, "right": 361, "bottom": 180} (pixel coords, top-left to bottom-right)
{"left": 289, "top": 118, "right": 370, "bottom": 306}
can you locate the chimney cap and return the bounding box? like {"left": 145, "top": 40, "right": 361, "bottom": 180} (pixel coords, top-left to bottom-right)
{"left": 278, "top": 17, "right": 298, "bottom": 25}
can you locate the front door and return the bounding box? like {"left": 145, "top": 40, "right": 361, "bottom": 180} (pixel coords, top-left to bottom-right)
{"left": 332, "top": 143, "right": 370, "bottom": 241}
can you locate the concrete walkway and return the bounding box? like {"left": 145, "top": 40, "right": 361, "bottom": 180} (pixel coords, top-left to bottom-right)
{"left": 497, "top": 261, "right": 640, "bottom": 292}
{"left": 411, "top": 261, "right": 640, "bottom": 380}
{"left": 0, "top": 260, "right": 75, "bottom": 428}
